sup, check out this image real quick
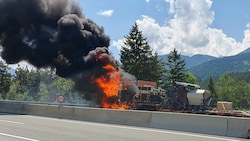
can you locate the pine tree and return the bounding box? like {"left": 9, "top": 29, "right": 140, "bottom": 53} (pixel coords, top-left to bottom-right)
{"left": 207, "top": 76, "right": 217, "bottom": 106}
{"left": 165, "top": 48, "right": 186, "bottom": 84}
{"left": 120, "top": 23, "right": 165, "bottom": 82}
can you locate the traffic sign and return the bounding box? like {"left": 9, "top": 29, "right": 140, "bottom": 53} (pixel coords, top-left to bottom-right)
{"left": 57, "top": 95, "right": 65, "bottom": 103}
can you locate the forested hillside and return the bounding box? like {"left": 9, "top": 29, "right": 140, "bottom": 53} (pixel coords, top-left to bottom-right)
{"left": 189, "top": 52, "right": 250, "bottom": 80}
{"left": 228, "top": 72, "right": 250, "bottom": 83}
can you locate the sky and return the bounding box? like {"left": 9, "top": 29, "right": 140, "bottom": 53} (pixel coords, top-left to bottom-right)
{"left": 5, "top": 0, "right": 250, "bottom": 69}
{"left": 77, "top": 0, "right": 250, "bottom": 60}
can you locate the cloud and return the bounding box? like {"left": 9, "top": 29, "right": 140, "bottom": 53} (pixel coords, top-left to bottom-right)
{"left": 242, "top": 24, "right": 250, "bottom": 48}
{"left": 8, "top": 61, "right": 36, "bottom": 71}
{"left": 112, "top": 39, "right": 125, "bottom": 51}
{"left": 165, "top": 0, "right": 175, "bottom": 14}
{"left": 0, "top": 58, "right": 36, "bottom": 71}
{"left": 97, "top": 9, "right": 114, "bottom": 17}
{"left": 113, "top": 0, "right": 249, "bottom": 57}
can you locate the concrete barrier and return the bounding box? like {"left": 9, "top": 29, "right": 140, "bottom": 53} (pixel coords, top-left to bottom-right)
{"left": 73, "top": 107, "right": 152, "bottom": 127}
{"left": 22, "top": 104, "right": 74, "bottom": 119}
{"left": 0, "top": 102, "right": 23, "bottom": 114}
{"left": 227, "top": 117, "right": 250, "bottom": 138}
{"left": 150, "top": 111, "right": 228, "bottom": 136}
{"left": 0, "top": 101, "right": 250, "bottom": 138}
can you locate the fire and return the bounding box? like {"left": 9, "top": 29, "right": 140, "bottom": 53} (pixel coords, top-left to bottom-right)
{"left": 96, "top": 64, "right": 130, "bottom": 109}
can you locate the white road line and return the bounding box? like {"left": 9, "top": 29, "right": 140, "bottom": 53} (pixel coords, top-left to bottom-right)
{"left": 0, "top": 119, "right": 24, "bottom": 124}
{"left": 83, "top": 122, "right": 241, "bottom": 141}
{"left": 29, "top": 115, "right": 240, "bottom": 141}
{"left": 0, "top": 132, "right": 39, "bottom": 141}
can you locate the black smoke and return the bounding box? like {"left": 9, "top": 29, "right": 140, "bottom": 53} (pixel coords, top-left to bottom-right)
{"left": 0, "top": 0, "right": 138, "bottom": 106}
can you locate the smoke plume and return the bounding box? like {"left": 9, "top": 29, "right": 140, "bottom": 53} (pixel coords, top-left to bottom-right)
{"left": 0, "top": 0, "right": 137, "bottom": 106}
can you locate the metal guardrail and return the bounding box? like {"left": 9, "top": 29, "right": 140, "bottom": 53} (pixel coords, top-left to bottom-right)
{"left": 0, "top": 100, "right": 89, "bottom": 107}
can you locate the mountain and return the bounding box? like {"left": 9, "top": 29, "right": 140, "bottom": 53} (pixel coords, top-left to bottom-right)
{"left": 159, "top": 48, "right": 250, "bottom": 80}
{"left": 239, "top": 47, "right": 250, "bottom": 54}
{"left": 159, "top": 54, "right": 216, "bottom": 69}
{"left": 181, "top": 54, "right": 217, "bottom": 68}
{"left": 189, "top": 52, "right": 250, "bottom": 80}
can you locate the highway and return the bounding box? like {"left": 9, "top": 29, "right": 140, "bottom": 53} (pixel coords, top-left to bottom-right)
{"left": 0, "top": 113, "right": 246, "bottom": 141}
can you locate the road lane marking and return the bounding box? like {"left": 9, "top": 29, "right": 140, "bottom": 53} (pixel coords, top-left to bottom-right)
{"left": 0, "top": 119, "right": 24, "bottom": 124}
{"left": 82, "top": 122, "right": 240, "bottom": 141}
{"left": 28, "top": 115, "right": 240, "bottom": 141}
{"left": 0, "top": 132, "right": 39, "bottom": 141}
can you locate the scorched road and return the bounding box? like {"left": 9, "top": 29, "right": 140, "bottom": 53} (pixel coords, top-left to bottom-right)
{"left": 0, "top": 113, "right": 246, "bottom": 141}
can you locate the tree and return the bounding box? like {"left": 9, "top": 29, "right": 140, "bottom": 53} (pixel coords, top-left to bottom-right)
{"left": 215, "top": 74, "right": 235, "bottom": 102}
{"left": 52, "top": 76, "right": 74, "bottom": 103}
{"left": 144, "top": 53, "right": 166, "bottom": 85}
{"left": 38, "top": 82, "right": 50, "bottom": 102}
{"left": 165, "top": 48, "right": 186, "bottom": 85}
{"left": 215, "top": 74, "right": 250, "bottom": 109}
{"left": 32, "top": 69, "right": 56, "bottom": 101}
{"left": 207, "top": 76, "right": 217, "bottom": 106}
{"left": 0, "top": 61, "right": 12, "bottom": 99}
{"left": 185, "top": 72, "right": 198, "bottom": 84}
{"left": 14, "top": 67, "right": 32, "bottom": 94}
{"left": 6, "top": 80, "right": 33, "bottom": 101}
{"left": 233, "top": 81, "right": 250, "bottom": 109}
{"left": 120, "top": 22, "right": 165, "bottom": 82}
{"left": 27, "top": 69, "right": 43, "bottom": 101}
{"left": 6, "top": 66, "right": 34, "bottom": 101}
{"left": 215, "top": 74, "right": 238, "bottom": 109}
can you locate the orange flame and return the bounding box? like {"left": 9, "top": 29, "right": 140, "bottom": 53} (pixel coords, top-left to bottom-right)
{"left": 96, "top": 64, "right": 130, "bottom": 109}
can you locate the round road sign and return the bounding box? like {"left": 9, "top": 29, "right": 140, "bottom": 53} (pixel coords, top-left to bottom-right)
{"left": 57, "top": 95, "right": 65, "bottom": 103}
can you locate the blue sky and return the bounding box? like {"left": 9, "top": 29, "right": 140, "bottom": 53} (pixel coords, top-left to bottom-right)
{"left": 6, "top": 0, "right": 250, "bottom": 69}
{"left": 76, "top": 0, "right": 250, "bottom": 60}
{"left": 211, "top": 0, "right": 250, "bottom": 41}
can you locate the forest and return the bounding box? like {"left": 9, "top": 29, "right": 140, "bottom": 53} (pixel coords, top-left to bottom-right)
{"left": 0, "top": 61, "right": 85, "bottom": 104}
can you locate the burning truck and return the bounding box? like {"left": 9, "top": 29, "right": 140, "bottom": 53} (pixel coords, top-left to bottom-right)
{"left": 129, "top": 80, "right": 212, "bottom": 111}
{"left": 132, "top": 80, "right": 166, "bottom": 111}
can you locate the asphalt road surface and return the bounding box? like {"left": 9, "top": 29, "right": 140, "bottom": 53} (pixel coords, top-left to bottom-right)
{"left": 0, "top": 113, "right": 247, "bottom": 141}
